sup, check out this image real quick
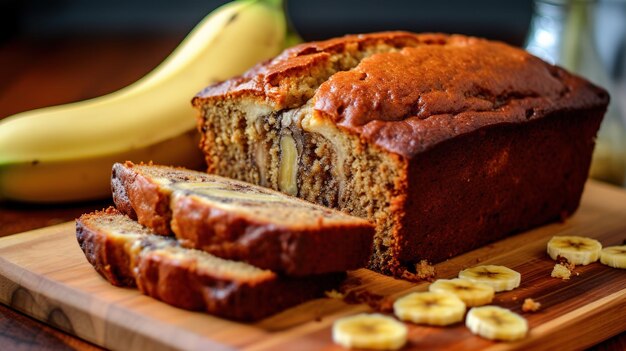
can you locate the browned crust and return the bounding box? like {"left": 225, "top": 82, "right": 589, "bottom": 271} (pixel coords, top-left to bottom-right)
{"left": 75, "top": 207, "right": 136, "bottom": 287}
{"left": 386, "top": 154, "right": 410, "bottom": 276}
{"left": 395, "top": 107, "right": 604, "bottom": 268}
{"left": 113, "top": 162, "right": 375, "bottom": 276}
{"left": 192, "top": 32, "right": 445, "bottom": 108}
{"left": 135, "top": 252, "right": 345, "bottom": 321}
{"left": 192, "top": 31, "right": 609, "bottom": 158}
{"left": 112, "top": 161, "right": 172, "bottom": 235}
{"left": 76, "top": 208, "right": 345, "bottom": 321}
{"left": 312, "top": 46, "right": 608, "bottom": 158}
{"left": 170, "top": 194, "right": 374, "bottom": 276}
{"left": 111, "top": 162, "right": 137, "bottom": 220}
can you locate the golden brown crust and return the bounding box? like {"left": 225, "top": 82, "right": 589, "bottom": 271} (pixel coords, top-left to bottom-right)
{"left": 313, "top": 37, "right": 607, "bottom": 157}
{"left": 112, "top": 162, "right": 375, "bottom": 275}
{"left": 171, "top": 193, "right": 374, "bottom": 275}
{"left": 192, "top": 31, "right": 435, "bottom": 109}
{"left": 112, "top": 161, "right": 173, "bottom": 235}
{"left": 111, "top": 162, "right": 137, "bottom": 220}
{"left": 76, "top": 208, "right": 345, "bottom": 321}
{"left": 135, "top": 251, "right": 345, "bottom": 321}
{"left": 75, "top": 207, "right": 139, "bottom": 287}
{"left": 193, "top": 32, "right": 609, "bottom": 158}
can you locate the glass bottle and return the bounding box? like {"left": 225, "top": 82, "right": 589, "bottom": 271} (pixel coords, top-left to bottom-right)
{"left": 525, "top": 0, "right": 626, "bottom": 186}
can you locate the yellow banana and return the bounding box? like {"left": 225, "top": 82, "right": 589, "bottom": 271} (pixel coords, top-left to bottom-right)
{"left": 429, "top": 278, "right": 495, "bottom": 307}
{"left": 393, "top": 291, "right": 466, "bottom": 326}
{"left": 332, "top": 313, "right": 408, "bottom": 350}
{"left": 458, "top": 265, "right": 521, "bottom": 292}
{"left": 0, "top": 0, "right": 288, "bottom": 203}
{"left": 600, "top": 245, "right": 626, "bottom": 269}
{"left": 547, "top": 235, "right": 602, "bottom": 265}
{"left": 466, "top": 306, "right": 528, "bottom": 341}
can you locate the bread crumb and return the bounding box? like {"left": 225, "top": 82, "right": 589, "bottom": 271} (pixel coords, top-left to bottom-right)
{"left": 416, "top": 260, "right": 436, "bottom": 278}
{"left": 325, "top": 289, "right": 344, "bottom": 299}
{"left": 335, "top": 277, "right": 394, "bottom": 313}
{"left": 522, "top": 298, "right": 541, "bottom": 312}
{"left": 551, "top": 263, "right": 572, "bottom": 280}
{"left": 341, "top": 290, "right": 394, "bottom": 313}
{"left": 556, "top": 255, "right": 576, "bottom": 270}
{"left": 551, "top": 255, "right": 576, "bottom": 280}
{"left": 400, "top": 260, "right": 436, "bottom": 282}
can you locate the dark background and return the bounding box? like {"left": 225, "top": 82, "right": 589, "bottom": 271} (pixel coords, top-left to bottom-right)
{"left": 0, "top": 0, "right": 541, "bottom": 118}
{"left": 2, "top": 0, "right": 625, "bottom": 80}
{"left": 0, "top": 0, "right": 533, "bottom": 45}
{"left": 1, "top": 0, "right": 624, "bottom": 123}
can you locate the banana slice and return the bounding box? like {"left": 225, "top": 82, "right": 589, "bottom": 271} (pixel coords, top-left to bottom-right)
{"left": 332, "top": 313, "right": 407, "bottom": 350}
{"left": 393, "top": 291, "right": 466, "bottom": 326}
{"left": 466, "top": 306, "right": 528, "bottom": 341}
{"left": 547, "top": 236, "right": 602, "bottom": 265}
{"left": 429, "top": 278, "right": 495, "bottom": 307}
{"left": 600, "top": 245, "right": 626, "bottom": 269}
{"left": 458, "top": 265, "right": 521, "bottom": 292}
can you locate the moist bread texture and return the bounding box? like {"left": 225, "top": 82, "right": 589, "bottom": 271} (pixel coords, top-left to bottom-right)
{"left": 76, "top": 207, "right": 344, "bottom": 321}
{"left": 112, "top": 161, "right": 374, "bottom": 276}
{"left": 192, "top": 32, "right": 609, "bottom": 276}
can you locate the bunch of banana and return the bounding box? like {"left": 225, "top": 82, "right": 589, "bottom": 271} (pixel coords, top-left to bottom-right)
{"left": 547, "top": 236, "right": 602, "bottom": 265}
{"left": 458, "top": 265, "right": 521, "bottom": 292}
{"left": 332, "top": 313, "right": 408, "bottom": 350}
{"left": 429, "top": 278, "right": 495, "bottom": 307}
{"left": 393, "top": 291, "right": 466, "bottom": 326}
{"left": 0, "top": 0, "right": 289, "bottom": 203}
{"left": 600, "top": 245, "right": 626, "bottom": 269}
{"left": 465, "top": 306, "right": 528, "bottom": 341}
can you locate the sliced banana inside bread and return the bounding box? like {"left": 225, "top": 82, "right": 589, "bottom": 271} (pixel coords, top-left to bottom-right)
{"left": 112, "top": 161, "right": 374, "bottom": 276}
{"left": 76, "top": 207, "right": 344, "bottom": 321}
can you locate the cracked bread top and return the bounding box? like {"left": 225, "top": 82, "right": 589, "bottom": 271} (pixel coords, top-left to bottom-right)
{"left": 193, "top": 31, "right": 609, "bottom": 158}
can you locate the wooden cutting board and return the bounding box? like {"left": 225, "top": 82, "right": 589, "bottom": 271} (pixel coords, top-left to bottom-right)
{"left": 0, "top": 180, "right": 625, "bottom": 351}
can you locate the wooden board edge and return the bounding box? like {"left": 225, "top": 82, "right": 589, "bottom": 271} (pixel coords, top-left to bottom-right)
{"left": 0, "top": 221, "right": 75, "bottom": 247}
{"left": 0, "top": 256, "right": 235, "bottom": 351}
{"left": 486, "top": 289, "right": 626, "bottom": 351}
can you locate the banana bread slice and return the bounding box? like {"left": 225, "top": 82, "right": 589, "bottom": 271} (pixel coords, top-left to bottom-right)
{"left": 76, "top": 207, "right": 345, "bottom": 321}
{"left": 192, "top": 31, "right": 609, "bottom": 276}
{"left": 111, "top": 161, "right": 374, "bottom": 276}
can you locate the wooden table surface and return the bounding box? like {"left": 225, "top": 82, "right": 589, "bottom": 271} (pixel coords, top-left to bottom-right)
{"left": 0, "top": 36, "right": 624, "bottom": 351}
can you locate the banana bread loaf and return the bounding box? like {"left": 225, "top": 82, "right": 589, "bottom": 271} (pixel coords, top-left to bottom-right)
{"left": 112, "top": 161, "right": 374, "bottom": 276}
{"left": 192, "top": 32, "right": 609, "bottom": 276}
{"left": 76, "top": 207, "right": 344, "bottom": 321}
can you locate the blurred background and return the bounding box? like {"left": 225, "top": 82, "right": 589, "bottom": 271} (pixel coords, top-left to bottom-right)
{"left": 0, "top": 0, "right": 624, "bottom": 112}
{"left": 0, "top": 0, "right": 534, "bottom": 44}
{"left": 0, "top": 0, "right": 624, "bottom": 105}
{"left": 0, "top": 0, "right": 625, "bottom": 184}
